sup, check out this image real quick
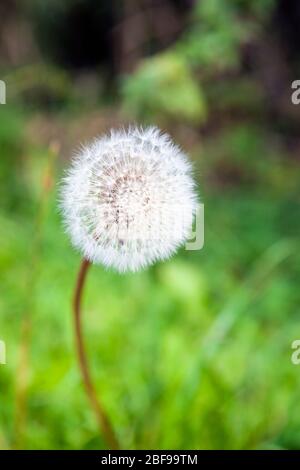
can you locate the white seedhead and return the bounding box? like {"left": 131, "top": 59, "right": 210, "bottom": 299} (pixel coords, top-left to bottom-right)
{"left": 61, "top": 126, "right": 198, "bottom": 272}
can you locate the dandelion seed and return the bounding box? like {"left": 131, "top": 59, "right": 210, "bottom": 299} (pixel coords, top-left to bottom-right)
{"left": 60, "top": 126, "right": 198, "bottom": 272}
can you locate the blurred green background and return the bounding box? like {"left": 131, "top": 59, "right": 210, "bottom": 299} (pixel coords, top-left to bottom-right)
{"left": 1, "top": 0, "right": 300, "bottom": 450}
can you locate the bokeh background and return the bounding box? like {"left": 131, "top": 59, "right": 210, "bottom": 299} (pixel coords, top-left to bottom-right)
{"left": 1, "top": 0, "right": 300, "bottom": 450}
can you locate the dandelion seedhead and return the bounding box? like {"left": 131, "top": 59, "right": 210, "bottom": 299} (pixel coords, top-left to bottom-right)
{"left": 61, "top": 126, "right": 198, "bottom": 272}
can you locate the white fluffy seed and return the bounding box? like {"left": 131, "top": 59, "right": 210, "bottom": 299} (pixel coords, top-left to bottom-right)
{"left": 60, "top": 126, "right": 198, "bottom": 272}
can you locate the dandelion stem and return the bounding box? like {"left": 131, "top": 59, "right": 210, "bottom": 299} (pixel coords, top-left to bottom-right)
{"left": 73, "top": 258, "right": 120, "bottom": 450}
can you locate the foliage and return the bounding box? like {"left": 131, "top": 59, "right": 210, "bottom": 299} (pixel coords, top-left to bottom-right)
{"left": 1, "top": 98, "right": 300, "bottom": 448}
{"left": 1, "top": 0, "right": 300, "bottom": 451}
{"left": 5, "top": 64, "right": 74, "bottom": 110}
{"left": 122, "top": 53, "right": 206, "bottom": 125}
{"left": 122, "top": 0, "right": 277, "bottom": 122}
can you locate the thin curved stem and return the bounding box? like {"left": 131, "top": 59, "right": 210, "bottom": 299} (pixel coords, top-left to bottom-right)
{"left": 73, "top": 258, "right": 120, "bottom": 450}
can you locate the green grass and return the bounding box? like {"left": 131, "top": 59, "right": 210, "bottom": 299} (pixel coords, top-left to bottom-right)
{"left": 1, "top": 105, "right": 300, "bottom": 450}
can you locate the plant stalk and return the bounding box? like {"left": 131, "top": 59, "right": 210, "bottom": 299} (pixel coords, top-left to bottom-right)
{"left": 73, "top": 258, "right": 120, "bottom": 450}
